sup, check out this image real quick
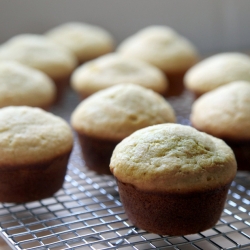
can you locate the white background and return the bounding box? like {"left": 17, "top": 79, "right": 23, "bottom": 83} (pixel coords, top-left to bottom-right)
{"left": 0, "top": 0, "right": 250, "bottom": 54}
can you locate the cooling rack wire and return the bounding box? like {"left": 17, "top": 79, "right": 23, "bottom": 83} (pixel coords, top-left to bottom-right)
{"left": 1, "top": 89, "right": 250, "bottom": 250}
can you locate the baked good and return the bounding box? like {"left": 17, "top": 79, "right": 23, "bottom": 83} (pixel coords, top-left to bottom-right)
{"left": 184, "top": 52, "right": 250, "bottom": 97}
{"left": 117, "top": 25, "right": 199, "bottom": 96}
{"left": 110, "top": 123, "right": 237, "bottom": 235}
{"left": 191, "top": 81, "right": 250, "bottom": 170}
{"left": 0, "top": 106, "right": 73, "bottom": 203}
{"left": 0, "top": 34, "right": 77, "bottom": 101}
{"left": 45, "top": 22, "right": 115, "bottom": 64}
{"left": 70, "top": 53, "right": 168, "bottom": 98}
{"left": 0, "top": 61, "right": 56, "bottom": 109}
{"left": 71, "top": 83, "right": 176, "bottom": 174}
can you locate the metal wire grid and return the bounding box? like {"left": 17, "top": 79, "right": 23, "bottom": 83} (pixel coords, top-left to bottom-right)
{"left": 2, "top": 150, "right": 250, "bottom": 250}
{"left": 1, "top": 89, "right": 250, "bottom": 249}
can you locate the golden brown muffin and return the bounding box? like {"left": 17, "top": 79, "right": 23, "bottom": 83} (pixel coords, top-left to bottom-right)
{"left": 45, "top": 22, "right": 115, "bottom": 64}
{"left": 0, "top": 106, "right": 73, "bottom": 203}
{"left": 117, "top": 26, "right": 199, "bottom": 96}
{"left": 0, "top": 61, "right": 56, "bottom": 109}
{"left": 191, "top": 81, "right": 250, "bottom": 170}
{"left": 0, "top": 34, "right": 77, "bottom": 101}
{"left": 70, "top": 53, "right": 168, "bottom": 98}
{"left": 184, "top": 52, "right": 250, "bottom": 97}
{"left": 71, "top": 83, "right": 176, "bottom": 174}
{"left": 110, "top": 123, "right": 237, "bottom": 235}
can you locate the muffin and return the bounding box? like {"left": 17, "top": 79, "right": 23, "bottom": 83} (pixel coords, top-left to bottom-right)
{"left": 191, "top": 81, "right": 250, "bottom": 170}
{"left": 0, "top": 34, "right": 77, "bottom": 101}
{"left": 45, "top": 22, "right": 115, "bottom": 64}
{"left": 0, "top": 106, "right": 73, "bottom": 203}
{"left": 110, "top": 123, "right": 237, "bottom": 235}
{"left": 0, "top": 61, "right": 56, "bottom": 109}
{"left": 117, "top": 25, "right": 199, "bottom": 96}
{"left": 71, "top": 83, "right": 176, "bottom": 174}
{"left": 70, "top": 53, "right": 168, "bottom": 98}
{"left": 184, "top": 52, "right": 250, "bottom": 97}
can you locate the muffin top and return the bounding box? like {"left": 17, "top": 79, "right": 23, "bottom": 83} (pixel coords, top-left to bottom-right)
{"left": 117, "top": 25, "right": 199, "bottom": 73}
{"left": 0, "top": 106, "right": 73, "bottom": 166}
{"left": 110, "top": 123, "right": 236, "bottom": 193}
{"left": 71, "top": 83, "right": 176, "bottom": 140}
{"left": 71, "top": 53, "right": 168, "bottom": 97}
{"left": 184, "top": 52, "right": 250, "bottom": 95}
{"left": 0, "top": 61, "right": 56, "bottom": 108}
{"left": 45, "top": 22, "right": 115, "bottom": 63}
{"left": 191, "top": 81, "right": 250, "bottom": 140}
{"left": 0, "top": 34, "right": 77, "bottom": 80}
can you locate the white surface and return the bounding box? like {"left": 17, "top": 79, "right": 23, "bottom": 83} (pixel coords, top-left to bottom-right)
{"left": 0, "top": 0, "right": 250, "bottom": 54}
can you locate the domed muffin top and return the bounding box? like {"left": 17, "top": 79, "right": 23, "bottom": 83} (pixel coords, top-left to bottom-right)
{"left": 184, "top": 52, "right": 250, "bottom": 95}
{"left": 110, "top": 123, "right": 236, "bottom": 192}
{"left": 0, "top": 61, "right": 55, "bottom": 108}
{"left": 117, "top": 25, "right": 199, "bottom": 73}
{"left": 0, "top": 106, "right": 73, "bottom": 165}
{"left": 45, "top": 22, "right": 115, "bottom": 63}
{"left": 71, "top": 53, "right": 168, "bottom": 96}
{"left": 191, "top": 81, "right": 250, "bottom": 140}
{"left": 71, "top": 83, "right": 176, "bottom": 140}
{"left": 0, "top": 34, "right": 77, "bottom": 79}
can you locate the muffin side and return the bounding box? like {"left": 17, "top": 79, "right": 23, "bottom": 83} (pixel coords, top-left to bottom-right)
{"left": 117, "top": 179, "right": 230, "bottom": 235}
{"left": 0, "top": 152, "right": 71, "bottom": 203}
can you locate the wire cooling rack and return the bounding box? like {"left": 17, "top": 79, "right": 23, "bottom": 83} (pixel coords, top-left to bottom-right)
{"left": 1, "top": 88, "right": 250, "bottom": 250}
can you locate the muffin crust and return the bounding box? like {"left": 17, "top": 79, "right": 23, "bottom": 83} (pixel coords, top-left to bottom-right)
{"left": 71, "top": 84, "right": 176, "bottom": 140}
{"left": 0, "top": 34, "right": 77, "bottom": 80}
{"left": 191, "top": 81, "right": 250, "bottom": 140}
{"left": 0, "top": 106, "right": 73, "bottom": 165}
{"left": 184, "top": 52, "right": 250, "bottom": 95}
{"left": 0, "top": 61, "right": 56, "bottom": 108}
{"left": 117, "top": 25, "right": 199, "bottom": 74}
{"left": 110, "top": 124, "right": 236, "bottom": 192}
{"left": 46, "top": 22, "right": 114, "bottom": 63}
{"left": 71, "top": 53, "right": 168, "bottom": 97}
